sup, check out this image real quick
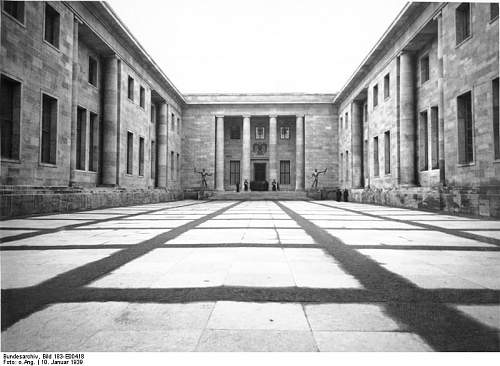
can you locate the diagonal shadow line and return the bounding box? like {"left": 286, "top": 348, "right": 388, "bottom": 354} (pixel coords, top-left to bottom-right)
{"left": 312, "top": 201, "right": 500, "bottom": 247}
{"left": 0, "top": 201, "right": 212, "bottom": 244}
{"left": 1, "top": 201, "right": 240, "bottom": 331}
{"left": 277, "top": 201, "right": 500, "bottom": 351}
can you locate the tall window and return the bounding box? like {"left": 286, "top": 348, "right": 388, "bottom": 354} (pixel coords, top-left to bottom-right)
{"left": 88, "top": 57, "right": 98, "bottom": 86}
{"left": 373, "top": 84, "right": 379, "bottom": 107}
{"left": 151, "top": 141, "right": 156, "bottom": 179}
{"left": 373, "top": 136, "right": 379, "bottom": 177}
{"left": 44, "top": 3, "right": 60, "bottom": 48}
{"left": 491, "top": 3, "right": 499, "bottom": 21}
{"left": 419, "top": 111, "right": 429, "bottom": 171}
{"left": 280, "top": 126, "right": 290, "bottom": 140}
{"left": 76, "top": 107, "right": 86, "bottom": 170}
{"left": 0, "top": 75, "right": 21, "bottom": 160}
{"left": 127, "top": 76, "right": 134, "bottom": 100}
{"left": 339, "top": 117, "right": 343, "bottom": 131}
{"left": 176, "top": 153, "right": 180, "bottom": 179}
{"left": 229, "top": 160, "right": 240, "bottom": 185}
{"left": 170, "top": 151, "right": 175, "bottom": 180}
{"left": 280, "top": 160, "right": 291, "bottom": 185}
{"left": 384, "top": 73, "right": 390, "bottom": 99}
{"left": 384, "top": 131, "right": 391, "bottom": 174}
{"left": 171, "top": 113, "right": 175, "bottom": 131}
{"left": 3, "top": 1, "right": 25, "bottom": 23}
{"left": 340, "top": 153, "right": 344, "bottom": 183}
{"left": 139, "top": 137, "right": 145, "bottom": 176}
{"left": 255, "top": 127, "right": 265, "bottom": 140}
{"left": 431, "top": 107, "right": 439, "bottom": 169}
{"left": 41, "top": 94, "right": 57, "bottom": 164}
{"left": 230, "top": 124, "right": 240, "bottom": 139}
{"left": 364, "top": 103, "right": 368, "bottom": 123}
{"left": 139, "top": 86, "right": 145, "bottom": 108}
{"left": 89, "top": 112, "right": 97, "bottom": 172}
{"left": 344, "top": 112, "right": 349, "bottom": 129}
{"left": 126, "top": 132, "right": 133, "bottom": 174}
{"left": 457, "top": 91, "right": 474, "bottom": 164}
{"left": 363, "top": 139, "right": 368, "bottom": 180}
{"left": 345, "top": 151, "right": 349, "bottom": 183}
{"left": 150, "top": 103, "right": 156, "bottom": 123}
{"left": 420, "top": 55, "right": 430, "bottom": 83}
{"left": 493, "top": 78, "right": 499, "bottom": 159}
{"left": 456, "top": 3, "right": 471, "bottom": 45}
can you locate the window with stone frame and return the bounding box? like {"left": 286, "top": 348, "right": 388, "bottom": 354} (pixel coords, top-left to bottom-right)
{"left": 176, "top": 153, "right": 180, "bottom": 178}
{"left": 89, "top": 112, "right": 98, "bottom": 172}
{"left": 340, "top": 152, "right": 344, "bottom": 183}
{"left": 491, "top": 3, "right": 499, "bottom": 21}
{"left": 0, "top": 75, "right": 21, "bottom": 160}
{"left": 41, "top": 94, "right": 57, "bottom": 164}
{"left": 280, "top": 126, "right": 290, "bottom": 140}
{"left": 419, "top": 110, "right": 429, "bottom": 171}
{"left": 456, "top": 3, "right": 471, "bottom": 45}
{"left": 170, "top": 151, "right": 175, "bottom": 180}
{"left": 384, "top": 131, "right": 391, "bottom": 174}
{"left": 384, "top": 73, "right": 390, "bottom": 99}
{"left": 431, "top": 107, "right": 439, "bottom": 169}
{"left": 373, "top": 84, "right": 379, "bottom": 108}
{"left": 230, "top": 160, "right": 240, "bottom": 185}
{"left": 76, "top": 107, "right": 86, "bottom": 170}
{"left": 344, "top": 112, "right": 349, "bottom": 129}
{"left": 457, "top": 91, "right": 474, "bottom": 164}
{"left": 171, "top": 113, "right": 175, "bottom": 131}
{"left": 280, "top": 160, "right": 291, "bottom": 185}
{"left": 126, "top": 132, "right": 133, "bottom": 174}
{"left": 88, "top": 56, "right": 98, "bottom": 87}
{"left": 373, "top": 136, "right": 379, "bottom": 176}
{"left": 255, "top": 126, "right": 265, "bottom": 140}
{"left": 44, "top": 3, "right": 60, "bottom": 48}
{"left": 150, "top": 103, "right": 156, "bottom": 123}
{"left": 139, "top": 86, "right": 145, "bottom": 108}
{"left": 151, "top": 140, "right": 156, "bottom": 179}
{"left": 230, "top": 124, "right": 241, "bottom": 139}
{"left": 127, "top": 76, "right": 134, "bottom": 100}
{"left": 3, "top": 1, "right": 25, "bottom": 23}
{"left": 420, "top": 55, "right": 430, "bottom": 84}
{"left": 493, "top": 78, "right": 499, "bottom": 159}
{"left": 139, "top": 137, "right": 145, "bottom": 176}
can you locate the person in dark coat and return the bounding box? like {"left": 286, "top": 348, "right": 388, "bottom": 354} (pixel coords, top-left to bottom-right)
{"left": 336, "top": 189, "right": 342, "bottom": 202}
{"left": 343, "top": 189, "right": 349, "bottom": 202}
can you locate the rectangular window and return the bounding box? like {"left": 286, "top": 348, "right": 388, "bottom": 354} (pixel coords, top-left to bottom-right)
{"left": 384, "top": 73, "right": 390, "bottom": 99}
{"left": 344, "top": 112, "right": 349, "bottom": 129}
{"left": 230, "top": 124, "right": 240, "bottom": 139}
{"left": 280, "top": 160, "right": 291, "bottom": 185}
{"left": 419, "top": 111, "right": 429, "bottom": 171}
{"left": 255, "top": 126, "right": 265, "bottom": 140}
{"left": 0, "top": 75, "right": 21, "bottom": 160}
{"left": 89, "top": 112, "right": 97, "bottom": 172}
{"left": 457, "top": 91, "right": 474, "bottom": 164}
{"left": 280, "top": 126, "right": 290, "bottom": 140}
{"left": 88, "top": 57, "right": 98, "bottom": 87}
{"left": 3, "top": 1, "right": 24, "bottom": 23}
{"left": 491, "top": 3, "right": 499, "bottom": 21}
{"left": 363, "top": 139, "right": 368, "bottom": 180}
{"left": 76, "top": 107, "right": 86, "bottom": 170}
{"left": 170, "top": 151, "right": 175, "bottom": 180}
{"left": 373, "top": 84, "right": 378, "bottom": 107}
{"left": 138, "top": 137, "right": 144, "bottom": 176}
{"left": 151, "top": 141, "right": 156, "bottom": 179}
{"left": 339, "top": 117, "right": 343, "bottom": 130}
{"left": 127, "top": 76, "right": 134, "bottom": 100}
{"left": 340, "top": 153, "right": 344, "bottom": 183}
{"left": 373, "top": 136, "right": 379, "bottom": 177}
{"left": 364, "top": 103, "right": 368, "bottom": 123}
{"left": 139, "top": 86, "right": 145, "bottom": 108}
{"left": 44, "top": 3, "right": 60, "bottom": 48}
{"left": 176, "top": 153, "right": 180, "bottom": 179}
{"left": 345, "top": 151, "right": 349, "bottom": 183}
{"left": 126, "top": 132, "right": 133, "bottom": 174}
{"left": 493, "top": 78, "right": 499, "bottom": 159}
{"left": 456, "top": 3, "right": 471, "bottom": 45}
{"left": 420, "top": 55, "right": 430, "bottom": 83}
{"left": 150, "top": 103, "right": 156, "bottom": 123}
{"left": 41, "top": 94, "right": 57, "bottom": 164}
{"left": 170, "top": 113, "right": 175, "bottom": 131}
{"left": 431, "top": 107, "right": 439, "bottom": 169}
{"left": 229, "top": 160, "right": 240, "bottom": 185}
{"left": 384, "top": 131, "right": 391, "bottom": 174}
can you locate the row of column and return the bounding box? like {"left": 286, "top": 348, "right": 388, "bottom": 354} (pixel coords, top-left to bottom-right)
{"left": 215, "top": 115, "right": 304, "bottom": 191}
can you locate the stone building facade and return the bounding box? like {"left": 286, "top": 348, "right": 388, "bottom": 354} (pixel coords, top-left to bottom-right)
{"left": 1, "top": 1, "right": 499, "bottom": 217}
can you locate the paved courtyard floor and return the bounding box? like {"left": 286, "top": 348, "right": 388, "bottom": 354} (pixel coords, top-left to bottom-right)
{"left": 1, "top": 200, "right": 499, "bottom": 352}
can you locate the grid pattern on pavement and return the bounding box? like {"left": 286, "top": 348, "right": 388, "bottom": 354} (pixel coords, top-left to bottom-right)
{"left": 1, "top": 200, "right": 499, "bottom": 352}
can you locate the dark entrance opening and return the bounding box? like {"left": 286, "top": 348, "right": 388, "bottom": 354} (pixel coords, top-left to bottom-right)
{"left": 251, "top": 163, "right": 268, "bottom": 191}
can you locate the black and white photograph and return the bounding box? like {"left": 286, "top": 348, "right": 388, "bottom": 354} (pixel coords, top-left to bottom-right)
{"left": 0, "top": 0, "right": 499, "bottom": 360}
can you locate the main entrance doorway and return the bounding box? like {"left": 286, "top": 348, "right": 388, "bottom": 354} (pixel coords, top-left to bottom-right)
{"left": 251, "top": 162, "right": 268, "bottom": 191}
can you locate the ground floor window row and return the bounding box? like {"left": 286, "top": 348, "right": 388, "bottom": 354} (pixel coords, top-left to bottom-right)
{"left": 227, "top": 159, "right": 291, "bottom": 186}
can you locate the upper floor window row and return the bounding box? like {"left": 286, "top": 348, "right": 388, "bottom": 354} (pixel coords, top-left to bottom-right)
{"left": 3, "top": 1, "right": 24, "bottom": 23}
{"left": 456, "top": 3, "right": 471, "bottom": 45}
{"left": 44, "top": 3, "right": 60, "bottom": 48}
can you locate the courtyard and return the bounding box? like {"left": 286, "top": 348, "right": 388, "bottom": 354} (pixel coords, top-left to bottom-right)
{"left": 1, "top": 199, "right": 499, "bottom": 352}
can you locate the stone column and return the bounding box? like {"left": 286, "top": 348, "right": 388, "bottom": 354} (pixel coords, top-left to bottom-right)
{"left": 242, "top": 115, "right": 251, "bottom": 185}
{"left": 399, "top": 51, "right": 416, "bottom": 185}
{"left": 436, "top": 12, "right": 446, "bottom": 186}
{"left": 69, "top": 16, "right": 80, "bottom": 185}
{"left": 215, "top": 115, "right": 224, "bottom": 191}
{"left": 102, "top": 56, "right": 119, "bottom": 186}
{"left": 157, "top": 101, "right": 168, "bottom": 188}
{"left": 351, "top": 101, "right": 364, "bottom": 188}
{"left": 295, "top": 115, "right": 304, "bottom": 190}
{"left": 268, "top": 115, "right": 277, "bottom": 189}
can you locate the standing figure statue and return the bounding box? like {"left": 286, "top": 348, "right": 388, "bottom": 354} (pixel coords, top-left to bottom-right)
{"left": 194, "top": 168, "right": 212, "bottom": 189}
{"left": 311, "top": 168, "right": 327, "bottom": 189}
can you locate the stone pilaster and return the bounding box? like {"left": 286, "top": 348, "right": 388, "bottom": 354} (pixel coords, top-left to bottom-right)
{"left": 436, "top": 11, "right": 446, "bottom": 185}
{"left": 69, "top": 16, "right": 80, "bottom": 185}
{"left": 215, "top": 115, "right": 224, "bottom": 191}
{"left": 295, "top": 115, "right": 304, "bottom": 190}
{"left": 399, "top": 51, "right": 416, "bottom": 185}
{"left": 242, "top": 115, "right": 251, "bottom": 185}
{"left": 102, "top": 56, "right": 119, "bottom": 186}
{"left": 351, "top": 101, "right": 364, "bottom": 188}
{"left": 268, "top": 115, "right": 277, "bottom": 189}
{"left": 157, "top": 101, "right": 168, "bottom": 188}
